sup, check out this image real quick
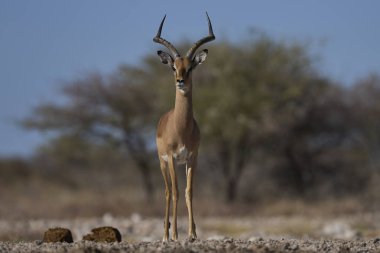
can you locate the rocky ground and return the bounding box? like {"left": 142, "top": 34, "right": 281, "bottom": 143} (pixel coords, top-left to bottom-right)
{"left": 1, "top": 238, "right": 380, "bottom": 253}
{"left": 1, "top": 213, "right": 380, "bottom": 252}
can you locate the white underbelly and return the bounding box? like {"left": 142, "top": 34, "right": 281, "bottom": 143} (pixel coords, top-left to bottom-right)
{"left": 161, "top": 146, "right": 191, "bottom": 165}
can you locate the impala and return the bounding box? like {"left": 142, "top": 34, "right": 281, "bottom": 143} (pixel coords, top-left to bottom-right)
{"left": 153, "top": 12, "right": 215, "bottom": 242}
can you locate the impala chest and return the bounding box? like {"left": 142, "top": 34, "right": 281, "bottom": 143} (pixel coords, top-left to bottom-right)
{"left": 161, "top": 146, "right": 192, "bottom": 165}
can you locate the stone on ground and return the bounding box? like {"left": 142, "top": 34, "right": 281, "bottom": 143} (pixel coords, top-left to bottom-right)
{"left": 43, "top": 227, "right": 73, "bottom": 243}
{"left": 83, "top": 226, "right": 122, "bottom": 243}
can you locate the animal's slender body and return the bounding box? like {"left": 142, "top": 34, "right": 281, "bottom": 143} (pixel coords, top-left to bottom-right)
{"left": 153, "top": 13, "right": 215, "bottom": 242}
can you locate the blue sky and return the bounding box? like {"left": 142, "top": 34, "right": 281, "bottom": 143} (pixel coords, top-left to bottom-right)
{"left": 0, "top": 1, "right": 379, "bottom": 157}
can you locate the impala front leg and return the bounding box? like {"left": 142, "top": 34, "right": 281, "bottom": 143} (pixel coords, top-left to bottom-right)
{"left": 168, "top": 155, "right": 178, "bottom": 241}
{"left": 185, "top": 155, "right": 197, "bottom": 241}
{"left": 160, "top": 159, "right": 171, "bottom": 242}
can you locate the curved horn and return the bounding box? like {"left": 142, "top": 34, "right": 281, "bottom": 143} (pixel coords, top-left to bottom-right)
{"left": 186, "top": 12, "right": 215, "bottom": 59}
{"left": 153, "top": 15, "right": 180, "bottom": 58}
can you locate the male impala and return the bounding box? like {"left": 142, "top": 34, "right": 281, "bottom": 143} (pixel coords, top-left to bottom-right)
{"left": 153, "top": 13, "right": 215, "bottom": 241}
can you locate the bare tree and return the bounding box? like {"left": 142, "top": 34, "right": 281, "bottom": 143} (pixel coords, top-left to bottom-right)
{"left": 22, "top": 69, "right": 157, "bottom": 201}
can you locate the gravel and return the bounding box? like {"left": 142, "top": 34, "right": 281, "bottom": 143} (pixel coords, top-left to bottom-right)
{"left": 1, "top": 238, "right": 380, "bottom": 253}
{"left": 2, "top": 214, "right": 380, "bottom": 252}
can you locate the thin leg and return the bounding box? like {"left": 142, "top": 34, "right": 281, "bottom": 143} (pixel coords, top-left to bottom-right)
{"left": 186, "top": 156, "right": 197, "bottom": 241}
{"left": 160, "top": 159, "right": 171, "bottom": 242}
{"left": 168, "top": 155, "right": 178, "bottom": 241}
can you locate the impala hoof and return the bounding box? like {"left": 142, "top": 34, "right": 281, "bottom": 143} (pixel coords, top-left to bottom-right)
{"left": 187, "top": 235, "right": 197, "bottom": 242}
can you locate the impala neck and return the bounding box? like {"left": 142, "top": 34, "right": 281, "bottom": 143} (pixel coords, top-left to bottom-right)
{"left": 174, "top": 79, "right": 193, "bottom": 135}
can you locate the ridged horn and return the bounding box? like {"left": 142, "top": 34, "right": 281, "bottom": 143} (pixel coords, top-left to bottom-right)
{"left": 153, "top": 15, "right": 180, "bottom": 58}
{"left": 186, "top": 12, "right": 215, "bottom": 59}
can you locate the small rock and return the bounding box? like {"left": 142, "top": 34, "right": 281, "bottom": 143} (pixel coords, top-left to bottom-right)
{"left": 207, "top": 235, "right": 226, "bottom": 240}
{"left": 43, "top": 227, "right": 73, "bottom": 243}
{"left": 223, "top": 238, "right": 233, "bottom": 243}
{"left": 248, "top": 237, "right": 258, "bottom": 242}
{"left": 83, "top": 226, "right": 121, "bottom": 243}
{"left": 102, "top": 213, "right": 114, "bottom": 223}
{"left": 131, "top": 213, "right": 142, "bottom": 223}
{"left": 322, "top": 221, "right": 356, "bottom": 239}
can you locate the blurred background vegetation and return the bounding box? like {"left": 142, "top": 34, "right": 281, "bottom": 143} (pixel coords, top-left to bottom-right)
{"left": 2, "top": 33, "right": 380, "bottom": 219}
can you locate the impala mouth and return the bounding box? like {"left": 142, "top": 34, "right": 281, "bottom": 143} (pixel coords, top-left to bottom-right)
{"left": 176, "top": 83, "right": 185, "bottom": 89}
{"left": 176, "top": 82, "right": 187, "bottom": 93}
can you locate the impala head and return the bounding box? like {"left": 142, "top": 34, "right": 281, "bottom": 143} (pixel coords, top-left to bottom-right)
{"left": 153, "top": 12, "right": 215, "bottom": 94}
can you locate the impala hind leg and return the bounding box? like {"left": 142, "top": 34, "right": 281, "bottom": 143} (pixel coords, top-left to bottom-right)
{"left": 168, "top": 155, "right": 178, "bottom": 241}
{"left": 185, "top": 156, "right": 197, "bottom": 241}
{"left": 160, "top": 159, "right": 171, "bottom": 242}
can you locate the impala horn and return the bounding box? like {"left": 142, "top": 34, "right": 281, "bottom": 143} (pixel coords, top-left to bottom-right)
{"left": 186, "top": 12, "right": 215, "bottom": 60}
{"left": 153, "top": 15, "right": 180, "bottom": 58}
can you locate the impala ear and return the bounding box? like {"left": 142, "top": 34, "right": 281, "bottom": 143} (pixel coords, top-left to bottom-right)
{"left": 192, "top": 49, "right": 208, "bottom": 68}
{"left": 157, "top": 50, "right": 174, "bottom": 66}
